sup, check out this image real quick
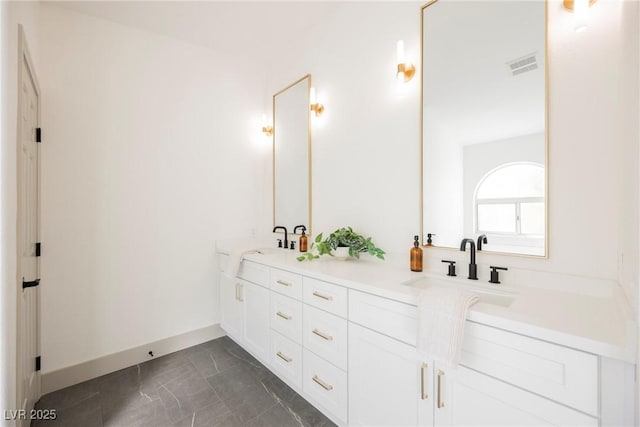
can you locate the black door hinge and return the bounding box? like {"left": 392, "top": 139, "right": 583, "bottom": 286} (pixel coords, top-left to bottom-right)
{"left": 35, "top": 128, "right": 42, "bottom": 143}
{"left": 22, "top": 278, "right": 40, "bottom": 289}
{"left": 35, "top": 356, "right": 41, "bottom": 372}
{"left": 35, "top": 242, "right": 41, "bottom": 257}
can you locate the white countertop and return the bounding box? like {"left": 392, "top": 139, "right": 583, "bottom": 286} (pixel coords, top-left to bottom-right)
{"left": 217, "top": 241, "right": 637, "bottom": 364}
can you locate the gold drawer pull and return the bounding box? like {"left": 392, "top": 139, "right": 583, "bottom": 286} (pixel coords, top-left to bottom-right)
{"left": 312, "top": 374, "right": 333, "bottom": 391}
{"left": 312, "top": 291, "right": 333, "bottom": 301}
{"left": 276, "top": 279, "right": 292, "bottom": 287}
{"left": 236, "top": 283, "right": 243, "bottom": 302}
{"left": 276, "top": 351, "right": 292, "bottom": 363}
{"left": 437, "top": 370, "right": 445, "bottom": 408}
{"left": 421, "top": 362, "right": 429, "bottom": 400}
{"left": 312, "top": 328, "right": 333, "bottom": 341}
{"left": 276, "top": 311, "right": 292, "bottom": 320}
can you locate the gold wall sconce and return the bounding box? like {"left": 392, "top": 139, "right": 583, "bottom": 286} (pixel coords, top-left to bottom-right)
{"left": 309, "top": 87, "right": 324, "bottom": 117}
{"left": 262, "top": 115, "right": 273, "bottom": 137}
{"left": 563, "top": 0, "right": 598, "bottom": 32}
{"left": 396, "top": 40, "right": 415, "bottom": 83}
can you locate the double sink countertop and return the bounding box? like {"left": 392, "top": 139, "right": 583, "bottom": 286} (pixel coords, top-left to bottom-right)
{"left": 217, "top": 241, "right": 637, "bottom": 364}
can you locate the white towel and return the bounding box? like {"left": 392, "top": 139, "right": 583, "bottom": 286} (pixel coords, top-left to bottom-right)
{"left": 224, "top": 248, "right": 260, "bottom": 278}
{"left": 416, "top": 287, "right": 479, "bottom": 368}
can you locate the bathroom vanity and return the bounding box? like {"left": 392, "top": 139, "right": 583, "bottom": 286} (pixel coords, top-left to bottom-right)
{"left": 217, "top": 244, "right": 635, "bottom": 426}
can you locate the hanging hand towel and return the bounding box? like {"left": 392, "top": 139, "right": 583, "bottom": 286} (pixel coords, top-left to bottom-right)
{"left": 224, "top": 248, "right": 260, "bottom": 279}
{"left": 416, "top": 287, "right": 479, "bottom": 368}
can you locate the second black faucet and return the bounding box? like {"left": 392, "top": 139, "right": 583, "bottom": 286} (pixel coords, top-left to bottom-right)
{"left": 460, "top": 238, "right": 478, "bottom": 280}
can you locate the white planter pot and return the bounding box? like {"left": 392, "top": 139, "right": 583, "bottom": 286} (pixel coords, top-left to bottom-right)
{"left": 333, "top": 246, "right": 352, "bottom": 261}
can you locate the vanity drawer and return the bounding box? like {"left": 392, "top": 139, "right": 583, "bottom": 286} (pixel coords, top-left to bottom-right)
{"left": 303, "top": 348, "right": 348, "bottom": 424}
{"left": 303, "top": 305, "right": 348, "bottom": 370}
{"left": 238, "top": 260, "right": 269, "bottom": 288}
{"left": 270, "top": 268, "right": 303, "bottom": 300}
{"left": 270, "top": 330, "right": 302, "bottom": 390}
{"left": 303, "top": 277, "right": 348, "bottom": 318}
{"left": 460, "top": 322, "right": 599, "bottom": 416}
{"left": 270, "top": 292, "right": 302, "bottom": 344}
{"left": 348, "top": 289, "right": 417, "bottom": 346}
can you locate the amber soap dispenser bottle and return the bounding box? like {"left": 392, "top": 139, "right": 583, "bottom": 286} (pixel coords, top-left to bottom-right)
{"left": 410, "top": 235, "right": 423, "bottom": 272}
{"left": 294, "top": 225, "right": 308, "bottom": 253}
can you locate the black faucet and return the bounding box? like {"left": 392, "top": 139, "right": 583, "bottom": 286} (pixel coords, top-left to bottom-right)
{"left": 273, "top": 226, "right": 288, "bottom": 249}
{"left": 460, "top": 238, "right": 478, "bottom": 280}
{"left": 477, "top": 234, "right": 488, "bottom": 251}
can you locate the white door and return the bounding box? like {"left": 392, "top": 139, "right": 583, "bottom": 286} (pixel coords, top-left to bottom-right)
{"left": 433, "top": 365, "right": 598, "bottom": 426}
{"left": 220, "top": 274, "right": 243, "bottom": 342}
{"left": 243, "top": 281, "right": 270, "bottom": 362}
{"left": 17, "top": 25, "right": 41, "bottom": 425}
{"left": 348, "top": 323, "right": 434, "bottom": 427}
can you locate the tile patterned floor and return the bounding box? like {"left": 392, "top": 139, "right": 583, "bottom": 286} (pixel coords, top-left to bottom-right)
{"left": 33, "top": 336, "right": 335, "bottom": 427}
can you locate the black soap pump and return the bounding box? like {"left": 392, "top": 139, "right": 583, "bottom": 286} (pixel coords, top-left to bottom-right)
{"left": 426, "top": 233, "right": 436, "bottom": 246}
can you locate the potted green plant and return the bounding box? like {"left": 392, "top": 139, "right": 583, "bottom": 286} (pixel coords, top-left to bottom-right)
{"left": 297, "top": 227, "right": 385, "bottom": 261}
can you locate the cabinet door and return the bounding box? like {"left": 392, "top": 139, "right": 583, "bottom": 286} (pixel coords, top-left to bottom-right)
{"left": 220, "top": 274, "right": 243, "bottom": 342}
{"left": 349, "top": 323, "right": 433, "bottom": 427}
{"left": 434, "top": 364, "right": 598, "bottom": 427}
{"left": 243, "top": 280, "right": 270, "bottom": 362}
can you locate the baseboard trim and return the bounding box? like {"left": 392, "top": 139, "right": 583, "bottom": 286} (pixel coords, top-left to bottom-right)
{"left": 41, "top": 324, "right": 225, "bottom": 395}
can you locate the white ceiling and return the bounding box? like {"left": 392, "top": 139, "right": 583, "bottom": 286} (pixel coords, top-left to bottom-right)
{"left": 48, "top": 1, "right": 342, "bottom": 64}
{"left": 423, "top": 0, "right": 546, "bottom": 146}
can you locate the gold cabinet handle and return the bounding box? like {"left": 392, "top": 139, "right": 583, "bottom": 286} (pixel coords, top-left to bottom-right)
{"left": 276, "top": 279, "right": 292, "bottom": 287}
{"left": 235, "top": 283, "right": 240, "bottom": 301}
{"left": 312, "top": 374, "right": 333, "bottom": 391}
{"left": 276, "top": 351, "right": 292, "bottom": 363}
{"left": 437, "top": 370, "right": 445, "bottom": 408}
{"left": 312, "top": 328, "right": 333, "bottom": 341}
{"left": 276, "top": 311, "right": 292, "bottom": 320}
{"left": 421, "top": 363, "right": 429, "bottom": 400}
{"left": 312, "top": 291, "right": 333, "bottom": 301}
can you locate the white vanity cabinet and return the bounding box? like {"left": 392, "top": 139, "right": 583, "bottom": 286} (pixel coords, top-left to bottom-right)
{"left": 217, "top": 250, "right": 633, "bottom": 427}
{"left": 348, "top": 288, "right": 601, "bottom": 427}
{"left": 218, "top": 256, "right": 271, "bottom": 362}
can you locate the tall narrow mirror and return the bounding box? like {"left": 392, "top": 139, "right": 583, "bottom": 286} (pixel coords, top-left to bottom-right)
{"left": 421, "top": 0, "right": 547, "bottom": 257}
{"left": 273, "top": 74, "right": 312, "bottom": 233}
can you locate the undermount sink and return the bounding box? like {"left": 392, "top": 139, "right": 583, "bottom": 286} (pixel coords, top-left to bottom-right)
{"left": 402, "top": 276, "right": 518, "bottom": 308}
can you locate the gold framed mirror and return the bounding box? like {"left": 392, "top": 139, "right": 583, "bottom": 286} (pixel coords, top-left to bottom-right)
{"left": 273, "top": 74, "right": 312, "bottom": 234}
{"left": 420, "top": 0, "right": 548, "bottom": 257}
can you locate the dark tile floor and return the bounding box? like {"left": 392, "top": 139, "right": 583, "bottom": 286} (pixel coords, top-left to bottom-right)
{"left": 33, "top": 336, "right": 335, "bottom": 427}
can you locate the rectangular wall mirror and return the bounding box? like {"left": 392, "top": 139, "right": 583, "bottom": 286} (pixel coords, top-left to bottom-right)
{"left": 421, "top": 0, "right": 547, "bottom": 257}
{"left": 273, "top": 74, "right": 312, "bottom": 233}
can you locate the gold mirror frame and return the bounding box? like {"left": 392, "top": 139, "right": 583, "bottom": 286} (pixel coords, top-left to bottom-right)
{"left": 419, "top": 0, "right": 549, "bottom": 258}
{"left": 272, "top": 74, "right": 313, "bottom": 235}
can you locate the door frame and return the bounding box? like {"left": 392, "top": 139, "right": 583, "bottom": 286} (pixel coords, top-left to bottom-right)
{"left": 16, "top": 23, "right": 41, "bottom": 423}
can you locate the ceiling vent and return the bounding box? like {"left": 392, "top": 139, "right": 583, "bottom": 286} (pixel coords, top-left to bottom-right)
{"left": 507, "top": 53, "right": 538, "bottom": 76}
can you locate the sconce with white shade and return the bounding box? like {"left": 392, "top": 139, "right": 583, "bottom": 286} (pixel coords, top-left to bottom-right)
{"left": 396, "top": 40, "right": 415, "bottom": 83}
{"left": 563, "top": 0, "right": 598, "bottom": 32}
{"left": 309, "top": 87, "right": 324, "bottom": 117}
{"left": 262, "top": 114, "right": 273, "bottom": 137}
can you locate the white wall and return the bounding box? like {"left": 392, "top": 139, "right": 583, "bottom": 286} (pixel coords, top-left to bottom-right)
{"left": 1, "top": 2, "right": 40, "bottom": 424}
{"left": 264, "top": 1, "right": 639, "bottom": 289}
{"left": 35, "top": 4, "right": 266, "bottom": 374}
